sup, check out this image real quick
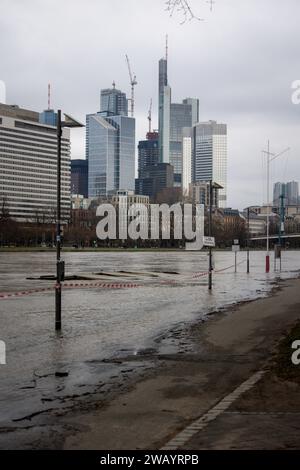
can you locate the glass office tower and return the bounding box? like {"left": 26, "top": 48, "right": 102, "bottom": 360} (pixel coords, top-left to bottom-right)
{"left": 86, "top": 113, "right": 135, "bottom": 197}
{"left": 100, "top": 88, "right": 128, "bottom": 117}
{"left": 192, "top": 121, "right": 227, "bottom": 208}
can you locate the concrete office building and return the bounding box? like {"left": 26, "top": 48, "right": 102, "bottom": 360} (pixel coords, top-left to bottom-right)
{"left": 0, "top": 103, "right": 71, "bottom": 222}
{"left": 190, "top": 181, "right": 220, "bottom": 208}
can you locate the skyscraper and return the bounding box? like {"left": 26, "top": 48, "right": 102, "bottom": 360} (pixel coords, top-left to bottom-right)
{"left": 273, "top": 181, "right": 299, "bottom": 206}
{"left": 170, "top": 99, "right": 199, "bottom": 186}
{"left": 137, "top": 131, "right": 159, "bottom": 178}
{"left": 182, "top": 127, "right": 192, "bottom": 196}
{"left": 273, "top": 182, "right": 286, "bottom": 206}
{"left": 86, "top": 113, "right": 135, "bottom": 197}
{"left": 158, "top": 43, "right": 199, "bottom": 184}
{"left": 71, "top": 159, "right": 88, "bottom": 197}
{"left": 286, "top": 181, "right": 299, "bottom": 205}
{"left": 158, "top": 57, "right": 171, "bottom": 164}
{"left": 192, "top": 120, "right": 227, "bottom": 208}
{"left": 100, "top": 87, "right": 128, "bottom": 117}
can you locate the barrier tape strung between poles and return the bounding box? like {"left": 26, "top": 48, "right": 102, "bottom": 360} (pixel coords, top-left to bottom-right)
{"left": 0, "top": 282, "right": 140, "bottom": 300}
{"left": 0, "top": 260, "right": 247, "bottom": 300}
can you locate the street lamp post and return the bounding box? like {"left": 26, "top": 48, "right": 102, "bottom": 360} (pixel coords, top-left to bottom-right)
{"left": 263, "top": 142, "right": 290, "bottom": 274}
{"left": 208, "top": 181, "right": 223, "bottom": 290}
{"left": 208, "top": 180, "right": 213, "bottom": 290}
{"left": 247, "top": 207, "right": 250, "bottom": 274}
{"left": 55, "top": 111, "right": 84, "bottom": 331}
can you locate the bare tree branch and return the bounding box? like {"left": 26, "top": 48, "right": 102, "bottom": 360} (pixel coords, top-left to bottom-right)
{"left": 165, "top": 0, "right": 204, "bottom": 24}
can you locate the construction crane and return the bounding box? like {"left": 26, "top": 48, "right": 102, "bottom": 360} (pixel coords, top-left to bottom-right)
{"left": 125, "top": 54, "right": 137, "bottom": 117}
{"left": 148, "top": 99, "right": 152, "bottom": 133}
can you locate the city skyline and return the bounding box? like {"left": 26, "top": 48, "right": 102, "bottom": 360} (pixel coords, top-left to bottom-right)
{"left": 1, "top": 0, "right": 299, "bottom": 209}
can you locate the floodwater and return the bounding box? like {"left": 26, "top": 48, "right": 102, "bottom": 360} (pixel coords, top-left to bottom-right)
{"left": 0, "top": 250, "right": 299, "bottom": 428}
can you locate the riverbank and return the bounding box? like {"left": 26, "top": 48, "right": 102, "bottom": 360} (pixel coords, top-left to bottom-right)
{"left": 62, "top": 277, "right": 300, "bottom": 450}
{"left": 1, "top": 276, "right": 299, "bottom": 449}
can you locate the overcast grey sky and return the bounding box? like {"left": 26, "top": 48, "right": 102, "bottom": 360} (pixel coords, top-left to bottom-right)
{"left": 1, "top": 0, "right": 299, "bottom": 208}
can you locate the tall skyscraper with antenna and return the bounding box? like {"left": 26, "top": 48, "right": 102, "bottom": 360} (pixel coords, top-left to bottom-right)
{"left": 158, "top": 36, "right": 171, "bottom": 164}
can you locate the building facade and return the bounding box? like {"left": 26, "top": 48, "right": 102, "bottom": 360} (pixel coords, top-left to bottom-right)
{"left": 273, "top": 181, "right": 299, "bottom": 206}
{"left": 86, "top": 112, "right": 135, "bottom": 197}
{"left": 135, "top": 163, "right": 174, "bottom": 201}
{"left": 158, "top": 57, "right": 171, "bottom": 164}
{"left": 71, "top": 159, "right": 88, "bottom": 197}
{"left": 189, "top": 181, "right": 220, "bottom": 208}
{"left": 137, "top": 132, "right": 159, "bottom": 178}
{"left": 0, "top": 103, "right": 70, "bottom": 222}
{"left": 192, "top": 120, "right": 227, "bottom": 208}
{"left": 100, "top": 87, "right": 128, "bottom": 117}
{"left": 170, "top": 101, "right": 193, "bottom": 186}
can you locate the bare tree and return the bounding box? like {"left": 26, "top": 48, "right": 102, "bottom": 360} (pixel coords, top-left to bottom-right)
{"left": 165, "top": 0, "right": 204, "bottom": 23}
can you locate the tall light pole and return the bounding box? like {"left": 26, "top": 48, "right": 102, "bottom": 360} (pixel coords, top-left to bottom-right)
{"left": 247, "top": 207, "right": 250, "bottom": 274}
{"left": 208, "top": 180, "right": 213, "bottom": 290}
{"left": 208, "top": 181, "right": 223, "bottom": 290}
{"left": 262, "top": 142, "right": 290, "bottom": 273}
{"left": 56, "top": 111, "right": 84, "bottom": 331}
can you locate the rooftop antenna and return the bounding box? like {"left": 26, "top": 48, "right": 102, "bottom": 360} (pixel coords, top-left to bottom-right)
{"left": 125, "top": 54, "right": 137, "bottom": 118}
{"left": 48, "top": 83, "right": 51, "bottom": 110}
{"left": 112, "top": 80, "right": 116, "bottom": 89}
{"left": 165, "top": 34, "right": 168, "bottom": 61}
{"left": 148, "top": 98, "right": 152, "bottom": 133}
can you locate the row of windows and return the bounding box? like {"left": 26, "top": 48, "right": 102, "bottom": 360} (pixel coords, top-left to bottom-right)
{"left": 0, "top": 135, "right": 69, "bottom": 151}
{"left": 0, "top": 143, "right": 69, "bottom": 157}
{"left": 0, "top": 130, "right": 69, "bottom": 148}
{"left": 1, "top": 173, "right": 69, "bottom": 183}
{"left": 0, "top": 125, "right": 69, "bottom": 142}
{"left": 1, "top": 180, "right": 69, "bottom": 191}
{"left": 0, "top": 153, "right": 69, "bottom": 165}
{"left": 2, "top": 195, "right": 70, "bottom": 204}
{"left": 1, "top": 163, "right": 69, "bottom": 176}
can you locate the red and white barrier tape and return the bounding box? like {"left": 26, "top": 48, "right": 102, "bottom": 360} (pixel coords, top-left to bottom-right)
{"left": 0, "top": 282, "right": 140, "bottom": 300}
{"left": 0, "top": 260, "right": 247, "bottom": 300}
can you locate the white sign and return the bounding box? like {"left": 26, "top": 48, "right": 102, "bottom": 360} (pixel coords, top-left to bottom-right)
{"left": 232, "top": 245, "right": 240, "bottom": 253}
{"left": 234, "top": 239, "right": 239, "bottom": 245}
{"left": 203, "top": 236, "right": 215, "bottom": 247}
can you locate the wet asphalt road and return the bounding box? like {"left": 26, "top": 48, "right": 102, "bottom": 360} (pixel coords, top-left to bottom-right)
{"left": 0, "top": 250, "right": 299, "bottom": 433}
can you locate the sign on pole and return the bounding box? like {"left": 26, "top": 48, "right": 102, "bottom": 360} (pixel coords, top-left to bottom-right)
{"left": 203, "top": 236, "right": 216, "bottom": 248}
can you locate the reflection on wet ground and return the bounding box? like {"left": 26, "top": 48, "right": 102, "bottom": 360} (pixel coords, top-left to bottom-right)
{"left": 0, "top": 250, "right": 299, "bottom": 426}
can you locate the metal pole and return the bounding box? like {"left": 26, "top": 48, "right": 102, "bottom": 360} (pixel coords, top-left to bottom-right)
{"left": 266, "top": 140, "right": 270, "bottom": 273}
{"left": 55, "top": 110, "right": 62, "bottom": 331}
{"left": 247, "top": 207, "right": 250, "bottom": 273}
{"left": 235, "top": 251, "right": 237, "bottom": 273}
{"left": 208, "top": 180, "right": 213, "bottom": 290}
